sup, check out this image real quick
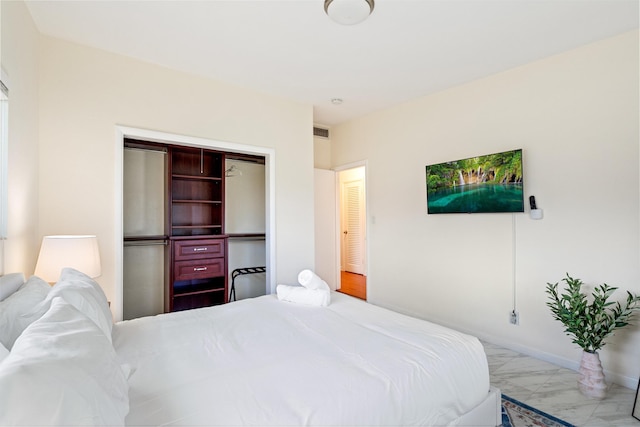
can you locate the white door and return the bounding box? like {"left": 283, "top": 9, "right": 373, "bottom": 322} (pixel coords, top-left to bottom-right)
{"left": 341, "top": 171, "right": 365, "bottom": 275}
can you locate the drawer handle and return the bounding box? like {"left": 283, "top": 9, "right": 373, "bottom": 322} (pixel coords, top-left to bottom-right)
{"left": 193, "top": 247, "right": 208, "bottom": 252}
{"left": 193, "top": 267, "right": 208, "bottom": 272}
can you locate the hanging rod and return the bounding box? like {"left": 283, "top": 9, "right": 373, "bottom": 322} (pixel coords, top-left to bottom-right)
{"left": 124, "top": 146, "right": 168, "bottom": 154}
{"left": 124, "top": 235, "right": 168, "bottom": 247}
{"left": 124, "top": 240, "right": 167, "bottom": 247}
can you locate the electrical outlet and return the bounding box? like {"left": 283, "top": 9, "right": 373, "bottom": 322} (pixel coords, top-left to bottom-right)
{"left": 509, "top": 311, "right": 519, "bottom": 325}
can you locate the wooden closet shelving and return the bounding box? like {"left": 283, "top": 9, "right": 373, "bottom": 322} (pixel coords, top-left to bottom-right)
{"left": 167, "top": 147, "right": 228, "bottom": 312}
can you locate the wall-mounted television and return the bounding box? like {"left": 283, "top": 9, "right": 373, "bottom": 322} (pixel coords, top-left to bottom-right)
{"left": 425, "top": 148, "right": 523, "bottom": 214}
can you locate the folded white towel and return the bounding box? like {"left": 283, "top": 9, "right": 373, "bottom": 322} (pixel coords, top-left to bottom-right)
{"left": 297, "top": 269, "right": 329, "bottom": 291}
{"left": 276, "top": 284, "right": 330, "bottom": 307}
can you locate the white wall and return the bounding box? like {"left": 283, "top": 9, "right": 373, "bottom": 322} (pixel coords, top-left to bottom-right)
{"left": 0, "top": 1, "right": 40, "bottom": 275}
{"left": 330, "top": 31, "right": 640, "bottom": 387}
{"left": 313, "top": 135, "right": 335, "bottom": 287}
{"left": 35, "top": 36, "right": 315, "bottom": 316}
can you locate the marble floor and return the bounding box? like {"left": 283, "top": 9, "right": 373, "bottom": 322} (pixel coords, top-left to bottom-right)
{"left": 483, "top": 341, "right": 639, "bottom": 426}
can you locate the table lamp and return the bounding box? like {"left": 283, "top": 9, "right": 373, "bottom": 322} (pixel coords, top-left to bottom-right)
{"left": 34, "top": 235, "right": 101, "bottom": 283}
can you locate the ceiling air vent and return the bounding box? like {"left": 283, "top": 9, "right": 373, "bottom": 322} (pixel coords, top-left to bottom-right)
{"left": 313, "top": 126, "right": 330, "bottom": 139}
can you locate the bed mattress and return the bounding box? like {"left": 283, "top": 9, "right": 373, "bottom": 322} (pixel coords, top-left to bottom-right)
{"left": 113, "top": 292, "right": 490, "bottom": 426}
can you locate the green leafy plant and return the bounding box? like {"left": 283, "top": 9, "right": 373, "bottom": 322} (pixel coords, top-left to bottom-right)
{"left": 546, "top": 273, "right": 640, "bottom": 353}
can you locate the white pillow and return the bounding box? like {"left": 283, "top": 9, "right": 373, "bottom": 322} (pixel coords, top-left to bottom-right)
{"left": 0, "top": 297, "right": 129, "bottom": 426}
{"left": 44, "top": 267, "right": 113, "bottom": 341}
{"left": 0, "top": 273, "right": 25, "bottom": 301}
{"left": 0, "top": 342, "right": 8, "bottom": 363}
{"left": 0, "top": 275, "right": 50, "bottom": 350}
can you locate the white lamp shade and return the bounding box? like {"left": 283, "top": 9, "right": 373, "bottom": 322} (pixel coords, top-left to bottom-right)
{"left": 34, "top": 235, "right": 102, "bottom": 282}
{"left": 325, "top": 0, "right": 374, "bottom": 25}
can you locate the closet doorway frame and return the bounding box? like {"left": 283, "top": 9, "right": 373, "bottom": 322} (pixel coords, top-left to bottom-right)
{"left": 333, "top": 160, "right": 369, "bottom": 295}
{"left": 113, "top": 126, "right": 276, "bottom": 322}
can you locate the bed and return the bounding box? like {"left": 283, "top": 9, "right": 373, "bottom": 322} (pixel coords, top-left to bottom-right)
{"left": 0, "top": 268, "right": 501, "bottom": 426}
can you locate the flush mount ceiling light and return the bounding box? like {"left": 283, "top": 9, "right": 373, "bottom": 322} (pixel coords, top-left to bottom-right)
{"left": 324, "top": 0, "right": 375, "bottom": 25}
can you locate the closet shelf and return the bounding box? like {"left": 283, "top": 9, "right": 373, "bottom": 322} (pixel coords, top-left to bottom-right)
{"left": 174, "top": 285, "right": 225, "bottom": 297}
{"left": 172, "top": 200, "right": 222, "bottom": 204}
{"left": 172, "top": 224, "right": 222, "bottom": 228}
{"left": 172, "top": 225, "right": 223, "bottom": 230}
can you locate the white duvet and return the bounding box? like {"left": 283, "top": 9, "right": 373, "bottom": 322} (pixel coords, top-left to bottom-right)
{"left": 113, "top": 292, "right": 490, "bottom": 426}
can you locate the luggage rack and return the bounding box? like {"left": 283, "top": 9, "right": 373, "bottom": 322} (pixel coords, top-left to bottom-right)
{"left": 229, "top": 266, "right": 266, "bottom": 301}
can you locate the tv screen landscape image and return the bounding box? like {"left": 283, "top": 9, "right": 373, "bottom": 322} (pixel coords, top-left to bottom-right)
{"left": 425, "top": 149, "right": 524, "bottom": 214}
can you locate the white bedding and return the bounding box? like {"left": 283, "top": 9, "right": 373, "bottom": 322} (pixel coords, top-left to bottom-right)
{"left": 114, "top": 292, "right": 490, "bottom": 426}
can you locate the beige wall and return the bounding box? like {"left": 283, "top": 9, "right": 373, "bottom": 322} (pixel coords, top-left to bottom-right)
{"left": 330, "top": 31, "right": 640, "bottom": 387}
{"left": 35, "top": 36, "right": 315, "bottom": 315}
{"left": 313, "top": 136, "right": 332, "bottom": 169}
{"left": 0, "top": 1, "right": 40, "bottom": 275}
{"left": 6, "top": 0, "right": 640, "bottom": 388}
{"left": 314, "top": 168, "right": 337, "bottom": 290}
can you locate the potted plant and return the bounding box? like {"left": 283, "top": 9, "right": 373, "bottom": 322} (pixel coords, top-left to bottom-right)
{"left": 546, "top": 273, "right": 640, "bottom": 399}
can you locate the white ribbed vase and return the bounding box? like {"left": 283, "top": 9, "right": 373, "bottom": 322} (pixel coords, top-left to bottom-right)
{"left": 578, "top": 351, "right": 607, "bottom": 399}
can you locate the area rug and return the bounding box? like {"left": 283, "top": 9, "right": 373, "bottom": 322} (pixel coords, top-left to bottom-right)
{"left": 502, "top": 394, "right": 576, "bottom": 427}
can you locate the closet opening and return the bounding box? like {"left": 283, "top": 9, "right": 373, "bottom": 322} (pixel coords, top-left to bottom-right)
{"left": 115, "top": 126, "right": 275, "bottom": 322}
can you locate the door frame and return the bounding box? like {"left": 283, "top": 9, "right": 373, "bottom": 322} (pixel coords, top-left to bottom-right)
{"left": 333, "top": 160, "right": 368, "bottom": 294}
{"left": 114, "top": 125, "right": 276, "bottom": 321}
{"left": 340, "top": 170, "right": 366, "bottom": 275}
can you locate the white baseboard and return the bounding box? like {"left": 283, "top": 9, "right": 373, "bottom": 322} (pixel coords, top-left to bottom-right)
{"left": 371, "top": 299, "right": 639, "bottom": 390}
{"left": 477, "top": 332, "right": 638, "bottom": 391}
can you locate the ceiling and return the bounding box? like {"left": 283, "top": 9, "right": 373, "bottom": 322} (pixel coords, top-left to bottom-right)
{"left": 24, "top": 0, "right": 639, "bottom": 127}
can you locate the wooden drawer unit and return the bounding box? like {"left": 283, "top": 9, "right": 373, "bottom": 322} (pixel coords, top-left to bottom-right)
{"left": 174, "top": 258, "right": 225, "bottom": 281}
{"left": 167, "top": 236, "right": 228, "bottom": 312}
{"left": 174, "top": 239, "right": 225, "bottom": 261}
